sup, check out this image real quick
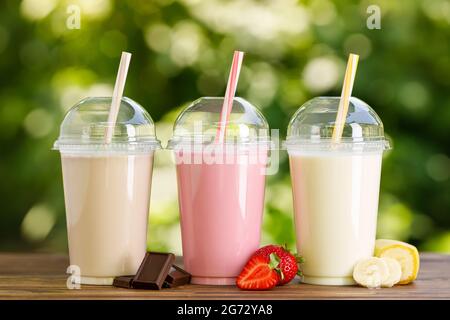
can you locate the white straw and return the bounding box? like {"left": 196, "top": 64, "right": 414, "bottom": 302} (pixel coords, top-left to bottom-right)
{"left": 105, "top": 52, "right": 132, "bottom": 144}
{"left": 331, "top": 53, "right": 359, "bottom": 143}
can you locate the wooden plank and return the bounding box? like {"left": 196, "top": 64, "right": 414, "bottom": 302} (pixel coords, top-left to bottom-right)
{"left": 0, "top": 253, "right": 448, "bottom": 300}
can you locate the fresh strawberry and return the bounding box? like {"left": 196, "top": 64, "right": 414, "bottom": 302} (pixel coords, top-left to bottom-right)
{"left": 252, "top": 244, "right": 304, "bottom": 285}
{"left": 252, "top": 244, "right": 285, "bottom": 260}
{"left": 276, "top": 251, "right": 301, "bottom": 285}
{"left": 236, "top": 253, "right": 280, "bottom": 290}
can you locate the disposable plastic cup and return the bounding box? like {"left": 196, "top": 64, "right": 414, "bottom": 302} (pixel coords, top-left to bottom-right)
{"left": 168, "top": 97, "right": 270, "bottom": 285}
{"left": 54, "top": 97, "right": 160, "bottom": 285}
{"left": 285, "top": 97, "right": 390, "bottom": 286}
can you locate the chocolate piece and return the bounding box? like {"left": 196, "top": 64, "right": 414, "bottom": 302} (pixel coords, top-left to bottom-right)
{"left": 164, "top": 265, "right": 191, "bottom": 288}
{"left": 132, "top": 252, "right": 175, "bottom": 290}
{"left": 113, "top": 275, "right": 134, "bottom": 289}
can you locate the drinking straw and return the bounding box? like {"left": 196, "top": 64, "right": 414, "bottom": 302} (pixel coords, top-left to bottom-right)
{"left": 215, "top": 50, "right": 245, "bottom": 144}
{"left": 331, "top": 53, "right": 359, "bottom": 143}
{"left": 105, "top": 51, "right": 132, "bottom": 144}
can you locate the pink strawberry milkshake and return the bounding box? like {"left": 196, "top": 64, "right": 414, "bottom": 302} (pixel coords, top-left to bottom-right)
{"left": 175, "top": 149, "right": 267, "bottom": 285}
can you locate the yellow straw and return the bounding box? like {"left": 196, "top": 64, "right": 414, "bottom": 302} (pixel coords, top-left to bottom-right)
{"left": 331, "top": 53, "right": 359, "bottom": 143}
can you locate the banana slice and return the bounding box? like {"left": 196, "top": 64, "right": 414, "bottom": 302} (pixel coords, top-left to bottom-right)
{"left": 353, "top": 257, "right": 389, "bottom": 288}
{"left": 375, "top": 239, "right": 420, "bottom": 284}
{"left": 380, "top": 257, "right": 402, "bottom": 287}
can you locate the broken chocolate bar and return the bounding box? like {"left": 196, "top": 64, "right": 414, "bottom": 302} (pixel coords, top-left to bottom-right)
{"left": 113, "top": 275, "right": 134, "bottom": 289}
{"left": 132, "top": 252, "right": 175, "bottom": 290}
{"left": 163, "top": 265, "right": 191, "bottom": 288}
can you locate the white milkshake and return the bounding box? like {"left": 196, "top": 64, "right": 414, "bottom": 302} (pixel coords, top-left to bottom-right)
{"left": 285, "top": 96, "right": 390, "bottom": 286}
{"left": 61, "top": 154, "right": 153, "bottom": 284}
{"left": 290, "top": 152, "right": 382, "bottom": 285}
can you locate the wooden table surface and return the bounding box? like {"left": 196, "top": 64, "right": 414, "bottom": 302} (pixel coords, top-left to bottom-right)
{"left": 0, "top": 253, "right": 449, "bottom": 300}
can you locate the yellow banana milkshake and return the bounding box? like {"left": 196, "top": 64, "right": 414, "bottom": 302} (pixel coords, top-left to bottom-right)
{"left": 290, "top": 151, "right": 382, "bottom": 285}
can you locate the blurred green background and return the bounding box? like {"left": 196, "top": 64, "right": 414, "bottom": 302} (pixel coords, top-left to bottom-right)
{"left": 0, "top": 0, "right": 449, "bottom": 254}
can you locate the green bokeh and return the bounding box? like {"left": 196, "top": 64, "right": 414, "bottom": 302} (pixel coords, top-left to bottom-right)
{"left": 0, "top": 0, "right": 448, "bottom": 254}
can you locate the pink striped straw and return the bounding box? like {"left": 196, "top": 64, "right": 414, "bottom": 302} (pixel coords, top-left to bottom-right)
{"left": 215, "top": 51, "right": 245, "bottom": 144}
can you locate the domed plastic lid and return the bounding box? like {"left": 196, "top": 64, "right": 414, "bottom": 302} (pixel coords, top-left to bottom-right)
{"left": 285, "top": 97, "right": 390, "bottom": 152}
{"left": 167, "top": 97, "right": 270, "bottom": 148}
{"left": 53, "top": 97, "right": 161, "bottom": 153}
